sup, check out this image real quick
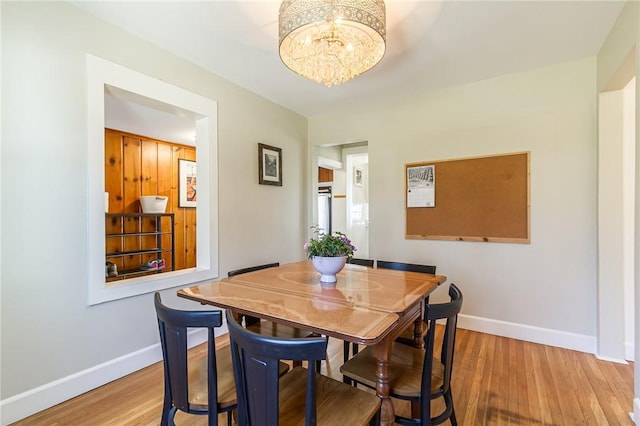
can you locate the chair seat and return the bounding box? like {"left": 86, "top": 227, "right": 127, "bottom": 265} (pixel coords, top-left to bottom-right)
{"left": 340, "top": 343, "right": 444, "bottom": 399}
{"left": 188, "top": 345, "right": 289, "bottom": 410}
{"left": 278, "top": 366, "right": 381, "bottom": 425}
{"left": 344, "top": 321, "right": 427, "bottom": 367}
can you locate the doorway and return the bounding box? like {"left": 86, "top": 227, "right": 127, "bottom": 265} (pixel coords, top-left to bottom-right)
{"left": 345, "top": 149, "right": 369, "bottom": 259}
{"left": 314, "top": 143, "right": 369, "bottom": 259}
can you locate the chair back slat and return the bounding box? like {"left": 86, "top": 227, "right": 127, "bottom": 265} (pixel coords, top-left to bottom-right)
{"left": 420, "top": 284, "right": 462, "bottom": 425}
{"left": 226, "top": 311, "right": 328, "bottom": 426}
{"left": 377, "top": 260, "right": 436, "bottom": 274}
{"left": 228, "top": 262, "right": 279, "bottom": 277}
{"left": 161, "top": 325, "right": 190, "bottom": 411}
{"left": 347, "top": 257, "right": 375, "bottom": 267}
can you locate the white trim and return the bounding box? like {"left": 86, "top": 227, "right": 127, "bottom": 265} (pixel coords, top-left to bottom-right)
{"left": 458, "top": 314, "right": 597, "bottom": 355}
{"left": 596, "top": 353, "right": 630, "bottom": 364}
{"left": 86, "top": 54, "right": 219, "bottom": 305}
{"left": 633, "top": 397, "right": 639, "bottom": 424}
{"left": 318, "top": 156, "right": 343, "bottom": 170}
{"left": 626, "top": 341, "right": 636, "bottom": 361}
{"left": 0, "top": 327, "right": 224, "bottom": 426}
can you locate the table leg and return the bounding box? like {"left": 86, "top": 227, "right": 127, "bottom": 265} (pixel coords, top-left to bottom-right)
{"left": 413, "top": 317, "right": 424, "bottom": 348}
{"left": 372, "top": 340, "right": 394, "bottom": 426}
{"left": 413, "top": 299, "right": 426, "bottom": 348}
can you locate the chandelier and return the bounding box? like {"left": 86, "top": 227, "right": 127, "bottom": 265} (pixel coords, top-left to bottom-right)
{"left": 278, "top": 0, "right": 386, "bottom": 87}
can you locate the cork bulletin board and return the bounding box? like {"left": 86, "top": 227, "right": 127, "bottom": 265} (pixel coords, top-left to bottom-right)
{"left": 405, "top": 152, "right": 530, "bottom": 243}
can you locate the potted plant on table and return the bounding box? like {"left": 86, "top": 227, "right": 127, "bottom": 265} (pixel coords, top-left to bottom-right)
{"left": 304, "top": 225, "right": 356, "bottom": 285}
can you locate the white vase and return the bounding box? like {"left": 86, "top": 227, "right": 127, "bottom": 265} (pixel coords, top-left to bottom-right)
{"left": 311, "top": 256, "right": 347, "bottom": 285}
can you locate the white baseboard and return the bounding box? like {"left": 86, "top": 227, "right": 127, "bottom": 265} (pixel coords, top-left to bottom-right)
{"left": 0, "top": 328, "right": 216, "bottom": 426}
{"left": 458, "top": 314, "right": 597, "bottom": 354}
{"left": 625, "top": 341, "right": 636, "bottom": 362}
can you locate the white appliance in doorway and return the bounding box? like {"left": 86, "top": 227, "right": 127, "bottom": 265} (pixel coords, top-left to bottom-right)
{"left": 318, "top": 185, "right": 332, "bottom": 234}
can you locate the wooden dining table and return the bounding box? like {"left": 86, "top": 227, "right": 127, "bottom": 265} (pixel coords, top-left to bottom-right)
{"left": 178, "top": 260, "right": 446, "bottom": 426}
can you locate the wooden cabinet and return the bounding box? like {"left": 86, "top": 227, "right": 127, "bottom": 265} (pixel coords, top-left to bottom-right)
{"left": 105, "top": 213, "right": 175, "bottom": 282}
{"left": 318, "top": 167, "right": 334, "bottom": 183}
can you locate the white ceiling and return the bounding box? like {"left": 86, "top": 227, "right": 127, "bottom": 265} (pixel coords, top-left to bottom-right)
{"left": 72, "top": 1, "right": 626, "bottom": 117}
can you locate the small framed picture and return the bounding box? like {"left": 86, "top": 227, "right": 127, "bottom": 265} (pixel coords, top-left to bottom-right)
{"left": 354, "top": 168, "right": 363, "bottom": 187}
{"left": 178, "top": 159, "right": 197, "bottom": 208}
{"left": 258, "top": 143, "right": 282, "bottom": 186}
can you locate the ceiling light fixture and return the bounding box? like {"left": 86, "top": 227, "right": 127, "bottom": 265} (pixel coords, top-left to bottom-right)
{"left": 278, "top": 0, "right": 386, "bottom": 87}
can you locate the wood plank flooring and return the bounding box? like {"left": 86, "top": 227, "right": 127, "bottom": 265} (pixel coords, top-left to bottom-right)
{"left": 12, "top": 328, "right": 635, "bottom": 425}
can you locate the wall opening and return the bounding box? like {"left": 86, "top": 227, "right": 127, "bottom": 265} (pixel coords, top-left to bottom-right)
{"left": 86, "top": 54, "right": 219, "bottom": 305}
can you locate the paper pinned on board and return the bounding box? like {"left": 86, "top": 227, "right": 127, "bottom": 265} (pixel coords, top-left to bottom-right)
{"left": 407, "top": 165, "right": 435, "bottom": 208}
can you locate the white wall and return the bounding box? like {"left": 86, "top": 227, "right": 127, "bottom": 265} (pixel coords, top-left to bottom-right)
{"left": 597, "top": 88, "right": 627, "bottom": 362}
{"left": 310, "top": 58, "right": 599, "bottom": 349}
{"left": 623, "top": 77, "right": 636, "bottom": 362}
{"left": 1, "top": 2, "right": 307, "bottom": 423}
{"left": 596, "top": 1, "right": 640, "bottom": 421}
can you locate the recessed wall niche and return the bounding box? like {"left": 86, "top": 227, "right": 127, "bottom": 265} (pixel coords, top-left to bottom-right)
{"left": 87, "top": 54, "right": 219, "bottom": 305}
{"left": 104, "top": 128, "right": 197, "bottom": 282}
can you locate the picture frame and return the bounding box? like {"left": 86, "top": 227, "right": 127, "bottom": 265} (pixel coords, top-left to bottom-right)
{"left": 258, "top": 143, "right": 282, "bottom": 186}
{"left": 354, "top": 167, "right": 363, "bottom": 187}
{"left": 178, "top": 159, "right": 197, "bottom": 208}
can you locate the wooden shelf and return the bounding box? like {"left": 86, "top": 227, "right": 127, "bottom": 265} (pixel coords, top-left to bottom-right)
{"left": 105, "top": 213, "right": 175, "bottom": 280}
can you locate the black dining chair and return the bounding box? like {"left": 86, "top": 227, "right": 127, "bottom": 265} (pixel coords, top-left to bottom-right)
{"left": 377, "top": 260, "right": 438, "bottom": 346}
{"left": 226, "top": 310, "right": 381, "bottom": 426}
{"left": 340, "top": 284, "right": 463, "bottom": 425}
{"left": 376, "top": 260, "right": 436, "bottom": 274}
{"left": 154, "top": 292, "right": 236, "bottom": 426}
{"left": 347, "top": 257, "right": 375, "bottom": 267}
{"left": 227, "top": 262, "right": 281, "bottom": 277}
{"left": 343, "top": 260, "right": 438, "bottom": 374}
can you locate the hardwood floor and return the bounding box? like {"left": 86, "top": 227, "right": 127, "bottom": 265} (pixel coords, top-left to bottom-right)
{"left": 12, "top": 328, "right": 635, "bottom": 425}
